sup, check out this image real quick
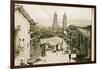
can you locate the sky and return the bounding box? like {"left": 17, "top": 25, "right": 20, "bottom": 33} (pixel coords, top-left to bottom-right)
{"left": 16, "top": 3, "right": 94, "bottom": 27}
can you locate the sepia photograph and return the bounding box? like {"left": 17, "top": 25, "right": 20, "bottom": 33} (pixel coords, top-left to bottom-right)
{"left": 11, "top": 1, "right": 96, "bottom": 68}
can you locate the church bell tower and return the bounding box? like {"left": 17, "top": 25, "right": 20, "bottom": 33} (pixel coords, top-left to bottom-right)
{"left": 62, "top": 13, "right": 67, "bottom": 31}
{"left": 52, "top": 12, "right": 59, "bottom": 33}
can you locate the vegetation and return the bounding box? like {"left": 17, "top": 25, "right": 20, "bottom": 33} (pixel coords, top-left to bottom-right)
{"left": 66, "top": 25, "right": 91, "bottom": 61}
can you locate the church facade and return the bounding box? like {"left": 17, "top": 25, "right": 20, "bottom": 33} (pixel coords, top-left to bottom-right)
{"left": 52, "top": 12, "right": 67, "bottom": 34}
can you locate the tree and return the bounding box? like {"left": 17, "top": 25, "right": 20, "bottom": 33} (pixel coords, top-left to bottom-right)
{"left": 66, "top": 25, "right": 80, "bottom": 50}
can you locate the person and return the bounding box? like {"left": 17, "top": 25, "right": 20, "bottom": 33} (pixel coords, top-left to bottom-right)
{"left": 41, "top": 43, "right": 46, "bottom": 57}
{"left": 56, "top": 44, "right": 59, "bottom": 55}
{"left": 69, "top": 50, "right": 71, "bottom": 61}
{"left": 56, "top": 44, "right": 58, "bottom": 51}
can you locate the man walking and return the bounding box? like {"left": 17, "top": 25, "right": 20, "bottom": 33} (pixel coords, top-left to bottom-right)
{"left": 69, "top": 50, "right": 71, "bottom": 61}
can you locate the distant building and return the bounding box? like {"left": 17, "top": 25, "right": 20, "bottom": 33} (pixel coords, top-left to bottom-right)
{"left": 62, "top": 13, "right": 67, "bottom": 32}
{"left": 62, "top": 13, "right": 68, "bottom": 39}
{"left": 52, "top": 12, "right": 60, "bottom": 33}
{"left": 52, "top": 12, "right": 67, "bottom": 35}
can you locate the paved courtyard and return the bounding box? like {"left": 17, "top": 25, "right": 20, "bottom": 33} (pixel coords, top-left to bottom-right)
{"left": 34, "top": 50, "right": 76, "bottom": 64}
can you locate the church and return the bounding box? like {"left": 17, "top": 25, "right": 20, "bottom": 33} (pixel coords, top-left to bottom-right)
{"left": 52, "top": 12, "right": 67, "bottom": 35}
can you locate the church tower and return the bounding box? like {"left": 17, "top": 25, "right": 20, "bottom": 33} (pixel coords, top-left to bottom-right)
{"left": 62, "top": 13, "right": 67, "bottom": 32}
{"left": 52, "top": 12, "right": 59, "bottom": 33}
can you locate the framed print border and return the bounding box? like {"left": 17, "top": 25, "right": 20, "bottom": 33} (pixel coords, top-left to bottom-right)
{"left": 10, "top": 1, "right": 96, "bottom": 69}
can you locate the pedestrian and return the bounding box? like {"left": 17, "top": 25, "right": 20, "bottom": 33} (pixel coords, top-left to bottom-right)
{"left": 69, "top": 50, "right": 71, "bottom": 61}
{"left": 56, "top": 44, "right": 59, "bottom": 55}
{"left": 41, "top": 43, "right": 46, "bottom": 57}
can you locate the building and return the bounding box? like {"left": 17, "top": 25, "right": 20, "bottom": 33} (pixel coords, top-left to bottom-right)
{"left": 62, "top": 13, "right": 67, "bottom": 32}
{"left": 14, "top": 5, "right": 36, "bottom": 65}
{"left": 40, "top": 36, "right": 69, "bottom": 52}
{"left": 52, "top": 12, "right": 60, "bottom": 33}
